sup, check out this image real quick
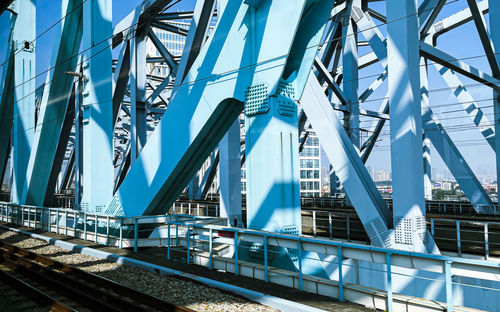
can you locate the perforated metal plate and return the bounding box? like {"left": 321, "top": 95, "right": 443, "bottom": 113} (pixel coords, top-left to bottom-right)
{"left": 244, "top": 83, "right": 270, "bottom": 116}
{"left": 277, "top": 82, "right": 297, "bottom": 117}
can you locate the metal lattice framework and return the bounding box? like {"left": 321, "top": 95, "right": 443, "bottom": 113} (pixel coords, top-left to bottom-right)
{"left": 1, "top": 0, "right": 500, "bottom": 255}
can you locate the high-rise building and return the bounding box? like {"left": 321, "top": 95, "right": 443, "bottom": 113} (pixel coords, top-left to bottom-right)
{"left": 299, "top": 132, "right": 322, "bottom": 197}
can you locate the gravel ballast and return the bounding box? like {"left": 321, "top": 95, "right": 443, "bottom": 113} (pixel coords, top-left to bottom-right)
{"left": 0, "top": 229, "right": 278, "bottom": 312}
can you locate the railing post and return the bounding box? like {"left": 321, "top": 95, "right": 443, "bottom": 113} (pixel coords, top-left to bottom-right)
{"left": 134, "top": 218, "right": 138, "bottom": 253}
{"left": 73, "top": 212, "right": 77, "bottom": 237}
{"left": 48, "top": 208, "right": 52, "bottom": 232}
{"left": 176, "top": 224, "right": 179, "bottom": 245}
{"left": 328, "top": 212, "right": 333, "bottom": 240}
{"left": 484, "top": 223, "right": 489, "bottom": 260}
{"left": 298, "top": 239, "right": 303, "bottom": 291}
{"left": 312, "top": 211, "right": 317, "bottom": 237}
{"left": 338, "top": 246, "right": 343, "bottom": 302}
{"left": 346, "top": 214, "right": 350, "bottom": 241}
{"left": 216, "top": 204, "right": 219, "bottom": 217}
{"left": 27, "top": 207, "right": 30, "bottom": 228}
{"left": 209, "top": 228, "right": 213, "bottom": 270}
{"left": 180, "top": 203, "right": 183, "bottom": 214}
{"left": 106, "top": 216, "right": 110, "bottom": 245}
{"left": 431, "top": 218, "right": 435, "bottom": 236}
{"left": 119, "top": 217, "right": 123, "bottom": 249}
{"left": 94, "top": 214, "right": 98, "bottom": 243}
{"left": 386, "top": 253, "right": 393, "bottom": 312}
{"left": 84, "top": 212, "right": 87, "bottom": 240}
{"left": 456, "top": 220, "right": 461, "bottom": 257}
{"left": 206, "top": 205, "right": 209, "bottom": 216}
{"left": 197, "top": 203, "right": 200, "bottom": 216}
{"left": 186, "top": 227, "right": 191, "bottom": 264}
{"left": 445, "top": 260, "right": 453, "bottom": 311}
{"left": 167, "top": 223, "right": 171, "bottom": 259}
{"left": 21, "top": 206, "right": 24, "bottom": 226}
{"left": 234, "top": 232, "right": 239, "bottom": 276}
{"left": 264, "top": 235, "right": 269, "bottom": 283}
{"left": 188, "top": 203, "right": 192, "bottom": 215}
{"left": 65, "top": 211, "right": 68, "bottom": 236}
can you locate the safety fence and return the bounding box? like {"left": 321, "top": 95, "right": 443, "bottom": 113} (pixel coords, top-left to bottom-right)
{"left": 1, "top": 202, "right": 499, "bottom": 311}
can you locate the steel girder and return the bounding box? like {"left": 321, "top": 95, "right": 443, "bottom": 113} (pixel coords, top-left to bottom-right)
{"left": 23, "top": 0, "right": 83, "bottom": 206}
{"left": 0, "top": 13, "right": 15, "bottom": 187}
{"left": 10, "top": 0, "right": 36, "bottom": 204}
{"left": 108, "top": 0, "right": 333, "bottom": 220}
{"left": 492, "top": 0, "right": 500, "bottom": 203}
{"left": 219, "top": 119, "right": 242, "bottom": 227}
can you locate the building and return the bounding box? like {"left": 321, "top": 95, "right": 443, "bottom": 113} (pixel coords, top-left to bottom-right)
{"left": 375, "top": 170, "right": 391, "bottom": 182}
{"left": 299, "top": 132, "right": 322, "bottom": 197}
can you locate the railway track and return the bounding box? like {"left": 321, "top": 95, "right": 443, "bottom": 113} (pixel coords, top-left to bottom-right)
{"left": 0, "top": 241, "right": 193, "bottom": 312}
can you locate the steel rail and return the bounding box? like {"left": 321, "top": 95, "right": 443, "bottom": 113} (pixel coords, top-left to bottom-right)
{"left": 0, "top": 267, "right": 75, "bottom": 312}
{"left": 0, "top": 241, "right": 192, "bottom": 312}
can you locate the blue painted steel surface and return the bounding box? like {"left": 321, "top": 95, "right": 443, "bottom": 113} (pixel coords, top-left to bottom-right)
{"left": 23, "top": 0, "right": 83, "bottom": 206}
{"left": 0, "top": 12, "right": 15, "bottom": 185}
{"left": 81, "top": 0, "right": 114, "bottom": 213}
{"left": 109, "top": 0, "right": 333, "bottom": 219}
{"left": 491, "top": 0, "right": 500, "bottom": 202}
{"left": 219, "top": 119, "right": 242, "bottom": 227}
{"left": 11, "top": 0, "right": 36, "bottom": 204}
{"left": 387, "top": 0, "right": 433, "bottom": 253}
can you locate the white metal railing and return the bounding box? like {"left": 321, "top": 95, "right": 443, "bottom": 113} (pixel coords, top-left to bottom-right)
{"left": 430, "top": 218, "right": 500, "bottom": 260}
{"left": 1, "top": 202, "right": 500, "bottom": 311}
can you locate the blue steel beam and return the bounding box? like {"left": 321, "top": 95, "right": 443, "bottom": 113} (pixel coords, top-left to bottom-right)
{"left": 112, "top": 0, "right": 174, "bottom": 48}
{"left": 387, "top": 0, "right": 435, "bottom": 253}
{"left": 491, "top": 0, "right": 500, "bottom": 204}
{"left": 23, "top": 0, "right": 83, "bottom": 206}
{"left": 80, "top": 0, "right": 113, "bottom": 212}
{"left": 432, "top": 63, "right": 495, "bottom": 149}
{"left": 0, "top": 13, "right": 15, "bottom": 187}
{"left": 219, "top": 119, "right": 242, "bottom": 227}
{"left": 112, "top": 40, "right": 130, "bottom": 126}
{"left": 130, "top": 24, "right": 148, "bottom": 161}
{"left": 107, "top": 0, "right": 333, "bottom": 218}
{"left": 11, "top": 0, "right": 36, "bottom": 204}
{"left": 174, "top": 0, "right": 216, "bottom": 84}
{"left": 301, "top": 73, "right": 393, "bottom": 248}
{"left": 420, "top": 42, "right": 500, "bottom": 89}
{"left": 422, "top": 105, "right": 494, "bottom": 213}
{"left": 342, "top": 1, "right": 360, "bottom": 148}
{"left": 466, "top": 0, "right": 500, "bottom": 77}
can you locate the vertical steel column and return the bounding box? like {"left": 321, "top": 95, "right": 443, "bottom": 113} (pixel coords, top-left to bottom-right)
{"left": 234, "top": 232, "right": 239, "bottom": 276}
{"left": 130, "top": 25, "right": 148, "bottom": 161}
{"left": 245, "top": 80, "right": 301, "bottom": 233}
{"left": 167, "top": 223, "right": 171, "bottom": 259}
{"left": 75, "top": 73, "right": 83, "bottom": 210}
{"left": 421, "top": 57, "right": 432, "bottom": 200}
{"left": 11, "top": 0, "right": 35, "bottom": 204}
{"left": 490, "top": 0, "right": 500, "bottom": 196}
{"left": 0, "top": 11, "right": 15, "bottom": 187}
{"left": 342, "top": 0, "right": 360, "bottom": 147}
{"left": 386, "top": 253, "right": 393, "bottom": 312}
{"left": 337, "top": 246, "right": 343, "bottom": 302}
{"left": 219, "top": 118, "right": 242, "bottom": 227}
{"left": 297, "top": 239, "right": 303, "bottom": 290}
{"left": 209, "top": 228, "right": 213, "bottom": 270}
{"left": 484, "top": 223, "right": 489, "bottom": 260}
{"left": 134, "top": 218, "right": 138, "bottom": 253}
{"left": 387, "top": 0, "right": 430, "bottom": 253}
{"left": 445, "top": 260, "right": 453, "bottom": 311}
{"left": 81, "top": 0, "right": 113, "bottom": 213}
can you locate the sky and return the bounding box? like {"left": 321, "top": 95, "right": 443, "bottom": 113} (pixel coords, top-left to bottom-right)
{"left": 0, "top": 0, "right": 496, "bottom": 182}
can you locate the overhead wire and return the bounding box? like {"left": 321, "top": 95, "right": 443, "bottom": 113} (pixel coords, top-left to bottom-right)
{"left": 1, "top": 0, "right": 499, "bottom": 145}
